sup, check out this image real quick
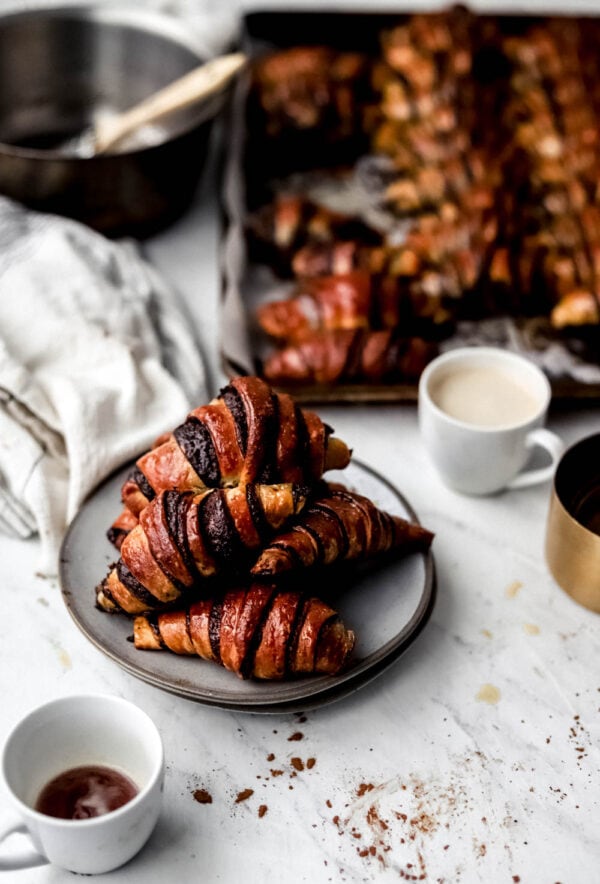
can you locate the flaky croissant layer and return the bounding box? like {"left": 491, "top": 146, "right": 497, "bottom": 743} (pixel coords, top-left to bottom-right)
{"left": 120, "top": 375, "right": 351, "bottom": 519}
{"left": 133, "top": 585, "right": 356, "bottom": 680}
{"left": 252, "top": 485, "right": 434, "bottom": 576}
{"left": 97, "top": 482, "right": 309, "bottom": 615}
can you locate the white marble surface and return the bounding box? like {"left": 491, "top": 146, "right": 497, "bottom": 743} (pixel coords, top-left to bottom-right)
{"left": 1, "top": 3, "right": 600, "bottom": 882}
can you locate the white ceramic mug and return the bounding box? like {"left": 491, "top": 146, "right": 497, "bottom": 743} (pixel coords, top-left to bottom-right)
{"left": 0, "top": 694, "right": 164, "bottom": 875}
{"left": 418, "top": 347, "right": 565, "bottom": 495}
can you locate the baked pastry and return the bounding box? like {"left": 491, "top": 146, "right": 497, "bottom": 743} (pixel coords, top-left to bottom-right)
{"left": 119, "top": 376, "right": 351, "bottom": 519}
{"left": 246, "top": 193, "right": 381, "bottom": 276}
{"left": 106, "top": 508, "right": 139, "bottom": 551}
{"left": 132, "top": 584, "right": 355, "bottom": 680}
{"left": 97, "top": 483, "right": 308, "bottom": 615}
{"left": 257, "top": 269, "right": 456, "bottom": 345}
{"left": 252, "top": 485, "right": 433, "bottom": 576}
{"left": 262, "top": 328, "right": 436, "bottom": 385}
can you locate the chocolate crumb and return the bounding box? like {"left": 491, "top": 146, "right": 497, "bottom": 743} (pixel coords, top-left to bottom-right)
{"left": 291, "top": 757, "right": 304, "bottom": 771}
{"left": 235, "top": 788, "right": 254, "bottom": 803}
{"left": 288, "top": 731, "right": 304, "bottom": 741}
{"left": 307, "top": 757, "right": 316, "bottom": 769}
{"left": 267, "top": 753, "right": 275, "bottom": 761}
{"left": 192, "top": 789, "right": 212, "bottom": 804}
{"left": 258, "top": 804, "right": 268, "bottom": 818}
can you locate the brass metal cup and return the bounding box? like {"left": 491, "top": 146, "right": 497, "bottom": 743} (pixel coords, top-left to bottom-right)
{"left": 545, "top": 433, "right": 600, "bottom": 612}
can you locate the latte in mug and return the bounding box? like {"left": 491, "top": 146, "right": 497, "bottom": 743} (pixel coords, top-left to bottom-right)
{"left": 429, "top": 364, "right": 541, "bottom": 428}
{"left": 418, "top": 347, "right": 564, "bottom": 495}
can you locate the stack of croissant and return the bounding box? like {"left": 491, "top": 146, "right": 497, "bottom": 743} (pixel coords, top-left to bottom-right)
{"left": 96, "top": 377, "right": 433, "bottom": 681}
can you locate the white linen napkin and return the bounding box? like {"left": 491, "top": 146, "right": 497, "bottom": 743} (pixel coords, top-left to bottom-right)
{"left": 0, "top": 197, "right": 208, "bottom": 574}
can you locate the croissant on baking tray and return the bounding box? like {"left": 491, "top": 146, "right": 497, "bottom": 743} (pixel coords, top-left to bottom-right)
{"left": 97, "top": 482, "right": 309, "bottom": 615}
{"left": 257, "top": 269, "right": 455, "bottom": 345}
{"left": 132, "top": 584, "right": 355, "bottom": 680}
{"left": 262, "top": 328, "right": 436, "bottom": 386}
{"left": 251, "top": 484, "right": 433, "bottom": 578}
{"left": 119, "top": 376, "right": 351, "bottom": 520}
{"left": 246, "top": 193, "right": 381, "bottom": 276}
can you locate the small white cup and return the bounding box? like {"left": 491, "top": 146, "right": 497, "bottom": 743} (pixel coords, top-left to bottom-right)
{"left": 0, "top": 694, "right": 164, "bottom": 875}
{"left": 418, "top": 347, "right": 564, "bottom": 495}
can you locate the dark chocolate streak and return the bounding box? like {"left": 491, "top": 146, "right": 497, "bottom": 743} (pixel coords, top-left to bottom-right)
{"left": 116, "top": 561, "right": 162, "bottom": 608}
{"left": 150, "top": 617, "right": 166, "bottom": 648}
{"left": 163, "top": 491, "right": 196, "bottom": 585}
{"left": 221, "top": 386, "right": 248, "bottom": 454}
{"left": 245, "top": 485, "right": 270, "bottom": 543}
{"left": 129, "top": 466, "right": 155, "bottom": 502}
{"left": 208, "top": 601, "right": 223, "bottom": 661}
{"left": 256, "top": 393, "right": 279, "bottom": 484}
{"left": 173, "top": 417, "right": 220, "bottom": 487}
{"left": 96, "top": 579, "right": 115, "bottom": 609}
{"left": 198, "top": 491, "right": 246, "bottom": 566}
{"left": 240, "top": 587, "right": 277, "bottom": 680}
{"left": 311, "top": 502, "right": 350, "bottom": 559}
{"left": 344, "top": 329, "right": 365, "bottom": 379}
{"left": 301, "top": 522, "right": 326, "bottom": 565}
{"left": 106, "top": 526, "right": 125, "bottom": 548}
{"left": 285, "top": 594, "right": 309, "bottom": 677}
{"left": 294, "top": 404, "right": 311, "bottom": 481}
{"left": 293, "top": 484, "right": 310, "bottom": 512}
{"left": 258, "top": 538, "right": 305, "bottom": 572}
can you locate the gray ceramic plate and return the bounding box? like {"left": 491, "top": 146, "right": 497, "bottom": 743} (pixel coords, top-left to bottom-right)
{"left": 59, "top": 460, "right": 435, "bottom": 713}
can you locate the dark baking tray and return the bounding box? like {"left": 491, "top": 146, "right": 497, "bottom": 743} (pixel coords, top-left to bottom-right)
{"left": 220, "top": 8, "right": 600, "bottom": 404}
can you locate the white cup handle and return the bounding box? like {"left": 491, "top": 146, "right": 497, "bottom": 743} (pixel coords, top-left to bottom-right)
{"left": 0, "top": 814, "right": 48, "bottom": 870}
{"left": 507, "top": 428, "right": 565, "bottom": 490}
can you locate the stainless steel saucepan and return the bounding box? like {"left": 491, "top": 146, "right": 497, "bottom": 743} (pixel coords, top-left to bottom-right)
{"left": 0, "top": 6, "right": 231, "bottom": 236}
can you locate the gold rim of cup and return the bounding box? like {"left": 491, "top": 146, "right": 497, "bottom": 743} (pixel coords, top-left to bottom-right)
{"left": 545, "top": 432, "right": 600, "bottom": 613}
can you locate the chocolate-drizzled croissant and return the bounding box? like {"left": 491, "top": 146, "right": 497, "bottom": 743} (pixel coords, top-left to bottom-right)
{"left": 133, "top": 584, "right": 355, "bottom": 679}
{"left": 97, "top": 483, "right": 308, "bottom": 615}
{"left": 251, "top": 485, "right": 433, "bottom": 577}
{"left": 262, "top": 329, "right": 436, "bottom": 385}
{"left": 120, "top": 376, "right": 351, "bottom": 519}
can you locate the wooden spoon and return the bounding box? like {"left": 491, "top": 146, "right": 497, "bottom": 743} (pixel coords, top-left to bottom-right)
{"left": 71, "top": 51, "right": 247, "bottom": 156}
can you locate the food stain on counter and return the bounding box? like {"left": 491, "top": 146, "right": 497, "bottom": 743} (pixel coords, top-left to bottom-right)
{"left": 505, "top": 580, "right": 523, "bottom": 599}
{"left": 323, "top": 752, "right": 531, "bottom": 880}
{"left": 476, "top": 683, "right": 501, "bottom": 704}
{"left": 47, "top": 637, "right": 72, "bottom": 670}
{"left": 328, "top": 769, "right": 466, "bottom": 878}
{"left": 523, "top": 623, "right": 540, "bottom": 635}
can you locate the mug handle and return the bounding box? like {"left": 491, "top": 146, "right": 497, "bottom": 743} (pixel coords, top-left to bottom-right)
{"left": 0, "top": 814, "right": 48, "bottom": 870}
{"left": 507, "top": 428, "right": 565, "bottom": 490}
